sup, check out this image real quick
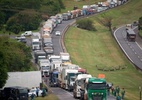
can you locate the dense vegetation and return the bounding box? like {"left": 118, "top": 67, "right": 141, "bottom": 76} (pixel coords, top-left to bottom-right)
{"left": 76, "top": 18, "right": 96, "bottom": 31}
{"left": 0, "top": 36, "right": 32, "bottom": 88}
{"left": 0, "top": 0, "right": 65, "bottom": 34}
{"left": 138, "top": 16, "right": 142, "bottom": 30}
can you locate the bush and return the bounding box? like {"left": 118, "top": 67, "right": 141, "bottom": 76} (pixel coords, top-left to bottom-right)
{"left": 138, "top": 16, "right": 142, "bottom": 30}
{"left": 76, "top": 18, "right": 96, "bottom": 31}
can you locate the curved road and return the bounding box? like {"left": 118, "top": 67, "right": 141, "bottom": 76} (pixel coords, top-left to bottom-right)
{"left": 114, "top": 26, "right": 142, "bottom": 70}
{"left": 47, "top": 19, "right": 116, "bottom": 100}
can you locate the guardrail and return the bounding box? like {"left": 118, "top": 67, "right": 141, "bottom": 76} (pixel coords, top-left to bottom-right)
{"left": 61, "top": 20, "right": 76, "bottom": 53}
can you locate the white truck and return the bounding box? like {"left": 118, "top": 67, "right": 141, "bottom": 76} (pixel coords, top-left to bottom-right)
{"left": 73, "top": 74, "right": 92, "bottom": 98}
{"left": 43, "top": 23, "right": 53, "bottom": 34}
{"left": 50, "top": 58, "right": 62, "bottom": 71}
{"left": 43, "top": 37, "right": 53, "bottom": 47}
{"left": 34, "top": 50, "right": 47, "bottom": 64}
{"left": 32, "top": 36, "right": 41, "bottom": 50}
{"left": 58, "top": 64, "right": 80, "bottom": 90}
{"left": 39, "top": 59, "right": 51, "bottom": 77}
{"left": 59, "top": 68, "right": 78, "bottom": 90}
{"left": 56, "top": 14, "right": 63, "bottom": 24}
{"left": 60, "top": 52, "right": 70, "bottom": 62}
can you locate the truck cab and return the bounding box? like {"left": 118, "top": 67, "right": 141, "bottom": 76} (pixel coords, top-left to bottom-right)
{"left": 32, "top": 36, "right": 41, "bottom": 50}
{"left": 73, "top": 74, "right": 92, "bottom": 98}
{"left": 49, "top": 69, "right": 59, "bottom": 87}
{"left": 80, "top": 77, "right": 107, "bottom": 100}
{"left": 39, "top": 60, "right": 51, "bottom": 77}
{"left": 67, "top": 72, "right": 81, "bottom": 91}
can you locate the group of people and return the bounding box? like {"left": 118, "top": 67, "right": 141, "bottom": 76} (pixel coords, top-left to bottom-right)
{"left": 108, "top": 86, "right": 126, "bottom": 100}
{"left": 30, "top": 87, "right": 48, "bottom": 100}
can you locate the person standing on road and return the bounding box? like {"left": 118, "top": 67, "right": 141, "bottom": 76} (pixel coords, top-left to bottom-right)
{"left": 116, "top": 94, "right": 121, "bottom": 100}
{"left": 30, "top": 93, "right": 35, "bottom": 100}
{"left": 121, "top": 88, "right": 125, "bottom": 100}
{"left": 36, "top": 87, "right": 39, "bottom": 97}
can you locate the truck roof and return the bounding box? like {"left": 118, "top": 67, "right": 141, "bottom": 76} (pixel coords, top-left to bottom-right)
{"left": 32, "top": 38, "right": 39, "bottom": 42}
{"left": 88, "top": 77, "right": 106, "bottom": 83}
{"left": 34, "top": 50, "right": 46, "bottom": 55}
{"left": 126, "top": 29, "right": 136, "bottom": 35}
{"left": 76, "top": 74, "right": 92, "bottom": 80}
{"left": 48, "top": 55, "right": 60, "bottom": 60}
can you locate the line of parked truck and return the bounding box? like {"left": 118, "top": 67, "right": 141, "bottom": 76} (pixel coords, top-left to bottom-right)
{"left": 31, "top": 0, "right": 129, "bottom": 100}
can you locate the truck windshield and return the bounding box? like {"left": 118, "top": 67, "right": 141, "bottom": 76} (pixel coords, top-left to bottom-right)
{"left": 88, "top": 83, "right": 106, "bottom": 90}
{"left": 42, "top": 66, "right": 50, "bottom": 70}
{"left": 53, "top": 74, "right": 58, "bottom": 78}
{"left": 32, "top": 42, "right": 39, "bottom": 44}
{"left": 70, "top": 76, "right": 75, "bottom": 82}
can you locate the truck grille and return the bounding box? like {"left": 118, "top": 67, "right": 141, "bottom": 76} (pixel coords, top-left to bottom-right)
{"left": 92, "top": 96, "right": 103, "bottom": 100}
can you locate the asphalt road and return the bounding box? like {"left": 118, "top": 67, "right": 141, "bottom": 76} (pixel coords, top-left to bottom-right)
{"left": 114, "top": 26, "right": 142, "bottom": 70}
{"left": 43, "top": 19, "right": 116, "bottom": 100}
{"left": 51, "top": 19, "right": 76, "bottom": 55}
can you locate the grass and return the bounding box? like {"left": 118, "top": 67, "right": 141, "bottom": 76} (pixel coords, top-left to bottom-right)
{"left": 31, "top": 94, "right": 59, "bottom": 100}
{"left": 64, "top": 0, "right": 142, "bottom": 100}
{"left": 61, "top": 0, "right": 106, "bottom": 13}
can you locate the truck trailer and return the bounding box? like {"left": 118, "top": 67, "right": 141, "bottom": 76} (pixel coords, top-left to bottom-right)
{"left": 34, "top": 50, "right": 47, "bottom": 64}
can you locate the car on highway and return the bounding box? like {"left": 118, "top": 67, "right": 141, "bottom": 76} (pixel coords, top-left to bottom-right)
{"left": 55, "top": 31, "right": 61, "bottom": 36}
{"left": 21, "top": 31, "right": 33, "bottom": 36}
{"left": 28, "top": 88, "right": 42, "bottom": 97}
{"left": 15, "top": 35, "right": 26, "bottom": 40}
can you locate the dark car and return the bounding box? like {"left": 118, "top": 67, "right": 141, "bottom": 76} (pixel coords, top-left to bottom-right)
{"left": 18, "top": 38, "right": 27, "bottom": 43}
{"left": 2, "top": 86, "right": 29, "bottom": 100}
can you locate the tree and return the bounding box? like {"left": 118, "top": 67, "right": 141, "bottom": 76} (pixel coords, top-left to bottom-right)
{"left": 76, "top": 18, "right": 96, "bottom": 31}
{"left": 0, "top": 36, "right": 32, "bottom": 72}
{"left": 0, "top": 12, "right": 5, "bottom": 29}
{"left": 0, "top": 48, "right": 8, "bottom": 88}
{"left": 138, "top": 16, "right": 142, "bottom": 30}
{"left": 96, "top": 13, "right": 113, "bottom": 31}
{"left": 6, "top": 9, "right": 41, "bottom": 33}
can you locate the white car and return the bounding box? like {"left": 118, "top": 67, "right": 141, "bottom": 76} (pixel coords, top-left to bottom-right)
{"left": 55, "top": 31, "right": 61, "bottom": 36}
{"left": 21, "top": 31, "right": 33, "bottom": 36}
{"left": 15, "top": 36, "right": 26, "bottom": 40}
{"left": 28, "top": 88, "right": 42, "bottom": 97}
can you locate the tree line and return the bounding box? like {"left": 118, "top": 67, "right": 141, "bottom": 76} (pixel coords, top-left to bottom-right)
{"left": 0, "top": 0, "right": 65, "bottom": 34}
{"left": 0, "top": 36, "right": 33, "bottom": 88}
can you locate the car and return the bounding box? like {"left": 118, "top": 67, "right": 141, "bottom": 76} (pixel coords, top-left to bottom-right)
{"left": 15, "top": 36, "right": 26, "bottom": 40}
{"left": 21, "top": 31, "right": 33, "bottom": 36}
{"left": 18, "top": 38, "right": 27, "bottom": 43}
{"left": 55, "top": 31, "right": 61, "bottom": 36}
{"left": 28, "top": 88, "right": 43, "bottom": 97}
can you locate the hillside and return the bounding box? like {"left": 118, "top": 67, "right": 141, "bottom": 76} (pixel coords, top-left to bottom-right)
{"left": 65, "top": 0, "right": 142, "bottom": 100}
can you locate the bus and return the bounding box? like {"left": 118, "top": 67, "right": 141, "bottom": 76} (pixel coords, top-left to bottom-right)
{"left": 126, "top": 29, "right": 136, "bottom": 42}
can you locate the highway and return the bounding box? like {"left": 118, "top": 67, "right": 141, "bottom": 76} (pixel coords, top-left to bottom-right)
{"left": 43, "top": 19, "right": 116, "bottom": 100}
{"left": 114, "top": 26, "right": 142, "bottom": 70}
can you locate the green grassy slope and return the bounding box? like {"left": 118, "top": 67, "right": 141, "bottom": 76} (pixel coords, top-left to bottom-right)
{"left": 61, "top": 0, "right": 106, "bottom": 12}
{"left": 64, "top": 0, "right": 142, "bottom": 100}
